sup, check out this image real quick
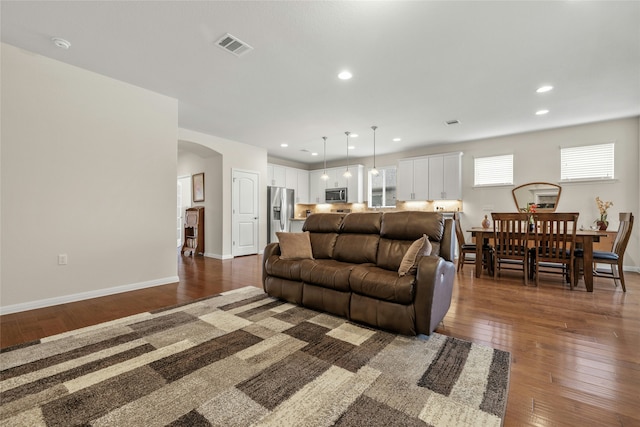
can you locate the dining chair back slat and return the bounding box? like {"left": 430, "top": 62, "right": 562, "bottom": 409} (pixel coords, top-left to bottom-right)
{"left": 532, "top": 212, "right": 579, "bottom": 287}
{"left": 492, "top": 212, "right": 530, "bottom": 284}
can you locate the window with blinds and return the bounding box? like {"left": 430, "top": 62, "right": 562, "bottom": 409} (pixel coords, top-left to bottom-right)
{"left": 561, "top": 143, "right": 614, "bottom": 181}
{"left": 474, "top": 154, "right": 513, "bottom": 186}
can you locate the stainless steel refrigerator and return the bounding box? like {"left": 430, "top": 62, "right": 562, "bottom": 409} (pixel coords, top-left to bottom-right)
{"left": 267, "top": 186, "right": 295, "bottom": 244}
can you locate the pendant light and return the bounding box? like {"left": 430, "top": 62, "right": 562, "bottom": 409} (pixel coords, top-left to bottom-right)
{"left": 370, "top": 125, "right": 379, "bottom": 176}
{"left": 343, "top": 131, "right": 352, "bottom": 178}
{"left": 320, "top": 136, "right": 329, "bottom": 180}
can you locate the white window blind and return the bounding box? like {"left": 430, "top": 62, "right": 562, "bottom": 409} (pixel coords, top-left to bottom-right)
{"left": 561, "top": 143, "right": 614, "bottom": 181}
{"left": 474, "top": 154, "right": 513, "bottom": 186}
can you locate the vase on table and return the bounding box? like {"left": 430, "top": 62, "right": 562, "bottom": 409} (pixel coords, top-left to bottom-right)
{"left": 596, "top": 220, "right": 608, "bottom": 231}
{"left": 482, "top": 215, "right": 491, "bottom": 229}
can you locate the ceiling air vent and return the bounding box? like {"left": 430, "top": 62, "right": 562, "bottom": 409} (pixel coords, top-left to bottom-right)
{"left": 216, "top": 33, "right": 253, "bottom": 57}
{"left": 445, "top": 119, "right": 461, "bottom": 126}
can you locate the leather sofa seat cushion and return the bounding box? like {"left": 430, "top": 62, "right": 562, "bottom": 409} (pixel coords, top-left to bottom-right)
{"left": 334, "top": 234, "right": 380, "bottom": 264}
{"left": 264, "top": 256, "right": 310, "bottom": 281}
{"left": 350, "top": 265, "right": 415, "bottom": 305}
{"left": 299, "top": 259, "right": 356, "bottom": 292}
{"left": 309, "top": 233, "right": 339, "bottom": 259}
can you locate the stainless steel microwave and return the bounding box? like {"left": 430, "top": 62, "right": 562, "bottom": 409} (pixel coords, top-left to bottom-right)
{"left": 325, "top": 187, "right": 348, "bottom": 203}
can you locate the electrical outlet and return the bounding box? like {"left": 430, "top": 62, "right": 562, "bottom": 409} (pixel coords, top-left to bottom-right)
{"left": 58, "top": 254, "right": 68, "bottom": 265}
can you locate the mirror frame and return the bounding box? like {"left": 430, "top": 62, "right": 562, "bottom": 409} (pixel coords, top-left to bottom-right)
{"left": 512, "top": 182, "right": 562, "bottom": 213}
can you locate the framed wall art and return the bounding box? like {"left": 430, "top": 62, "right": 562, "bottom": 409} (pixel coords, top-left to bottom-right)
{"left": 192, "top": 172, "right": 205, "bottom": 202}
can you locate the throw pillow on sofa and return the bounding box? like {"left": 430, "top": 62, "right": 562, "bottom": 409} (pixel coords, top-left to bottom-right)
{"left": 398, "top": 234, "right": 433, "bottom": 276}
{"left": 276, "top": 231, "right": 315, "bottom": 260}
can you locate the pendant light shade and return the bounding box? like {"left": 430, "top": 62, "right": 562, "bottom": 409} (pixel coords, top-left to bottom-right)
{"left": 320, "top": 136, "right": 329, "bottom": 180}
{"left": 343, "top": 131, "right": 352, "bottom": 178}
{"left": 370, "top": 125, "right": 379, "bottom": 176}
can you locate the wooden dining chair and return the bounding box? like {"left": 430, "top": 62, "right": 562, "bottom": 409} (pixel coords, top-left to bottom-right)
{"left": 453, "top": 212, "right": 493, "bottom": 274}
{"left": 491, "top": 212, "right": 530, "bottom": 285}
{"left": 530, "top": 212, "right": 579, "bottom": 288}
{"left": 573, "top": 212, "right": 634, "bottom": 292}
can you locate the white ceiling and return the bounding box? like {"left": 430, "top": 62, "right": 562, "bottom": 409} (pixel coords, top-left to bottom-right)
{"left": 2, "top": 1, "right": 639, "bottom": 164}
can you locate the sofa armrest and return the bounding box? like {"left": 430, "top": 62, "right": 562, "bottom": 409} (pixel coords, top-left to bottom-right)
{"left": 414, "top": 256, "right": 455, "bottom": 335}
{"left": 262, "top": 242, "right": 281, "bottom": 291}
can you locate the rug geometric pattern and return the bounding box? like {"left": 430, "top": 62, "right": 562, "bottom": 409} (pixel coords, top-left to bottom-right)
{"left": 1, "top": 286, "right": 510, "bottom": 426}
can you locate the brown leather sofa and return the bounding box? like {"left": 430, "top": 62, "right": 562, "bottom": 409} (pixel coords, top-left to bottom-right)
{"left": 262, "top": 211, "right": 456, "bottom": 335}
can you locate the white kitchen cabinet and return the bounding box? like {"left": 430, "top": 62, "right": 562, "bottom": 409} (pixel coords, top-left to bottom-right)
{"left": 296, "top": 169, "right": 309, "bottom": 204}
{"left": 308, "top": 165, "right": 364, "bottom": 204}
{"left": 428, "top": 153, "right": 462, "bottom": 200}
{"left": 397, "top": 157, "right": 429, "bottom": 201}
{"left": 267, "top": 164, "right": 286, "bottom": 187}
{"left": 309, "top": 170, "right": 327, "bottom": 203}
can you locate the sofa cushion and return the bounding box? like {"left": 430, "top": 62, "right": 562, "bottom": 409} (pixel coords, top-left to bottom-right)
{"left": 303, "top": 213, "right": 344, "bottom": 233}
{"left": 309, "top": 233, "right": 339, "bottom": 259}
{"left": 277, "top": 231, "right": 314, "bottom": 260}
{"left": 350, "top": 265, "right": 415, "bottom": 304}
{"left": 398, "top": 235, "right": 433, "bottom": 277}
{"left": 300, "top": 259, "right": 356, "bottom": 292}
{"left": 340, "top": 212, "right": 383, "bottom": 234}
{"left": 381, "top": 211, "right": 444, "bottom": 242}
{"left": 303, "top": 213, "right": 344, "bottom": 259}
{"left": 334, "top": 234, "right": 381, "bottom": 264}
{"left": 264, "top": 255, "right": 309, "bottom": 281}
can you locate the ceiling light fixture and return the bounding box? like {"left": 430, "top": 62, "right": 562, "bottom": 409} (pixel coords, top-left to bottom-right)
{"left": 536, "top": 85, "right": 554, "bottom": 93}
{"left": 371, "top": 126, "right": 379, "bottom": 176}
{"left": 338, "top": 71, "right": 353, "bottom": 80}
{"left": 343, "top": 131, "right": 352, "bottom": 178}
{"left": 535, "top": 109, "right": 549, "bottom": 115}
{"left": 280, "top": 143, "right": 288, "bottom": 147}
{"left": 393, "top": 138, "right": 401, "bottom": 142}
{"left": 351, "top": 134, "right": 359, "bottom": 138}
{"left": 321, "top": 137, "right": 329, "bottom": 181}
{"left": 51, "top": 37, "right": 71, "bottom": 49}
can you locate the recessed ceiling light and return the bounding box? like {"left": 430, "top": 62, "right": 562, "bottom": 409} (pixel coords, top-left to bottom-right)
{"left": 338, "top": 70, "right": 353, "bottom": 80}
{"left": 393, "top": 138, "right": 401, "bottom": 142}
{"left": 51, "top": 37, "right": 71, "bottom": 49}
{"left": 311, "top": 152, "right": 318, "bottom": 156}
{"left": 348, "top": 146, "right": 355, "bottom": 150}
{"left": 280, "top": 143, "right": 288, "bottom": 147}
{"left": 535, "top": 109, "right": 549, "bottom": 115}
{"left": 536, "top": 85, "right": 554, "bottom": 93}
{"left": 351, "top": 134, "right": 358, "bottom": 138}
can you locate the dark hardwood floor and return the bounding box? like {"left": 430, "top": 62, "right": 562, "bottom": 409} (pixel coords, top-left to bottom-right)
{"left": 1, "top": 253, "right": 638, "bottom": 426}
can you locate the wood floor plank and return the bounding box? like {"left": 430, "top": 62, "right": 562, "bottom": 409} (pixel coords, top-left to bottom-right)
{"left": 1, "top": 253, "right": 639, "bottom": 426}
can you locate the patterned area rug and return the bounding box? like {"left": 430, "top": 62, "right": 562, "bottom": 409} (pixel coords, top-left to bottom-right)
{"left": 1, "top": 286, "right": 510, "bottom": 426}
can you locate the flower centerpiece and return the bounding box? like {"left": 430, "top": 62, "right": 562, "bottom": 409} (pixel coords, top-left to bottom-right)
{"left": 595, "top": 197, "right": 613, "bottom": 230}
{"left": 520, "top": 203, "right": 537, "bottom": 230}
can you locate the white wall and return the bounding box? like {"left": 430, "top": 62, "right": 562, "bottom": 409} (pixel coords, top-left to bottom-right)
{"left": 1, "top": 44, "right": 179, "bottom": 312}
{"left": 177, "top": 145, "right": 223, "bottom": 257}
{"left": 178, "top": 129, "right": 268, "bottom": 258}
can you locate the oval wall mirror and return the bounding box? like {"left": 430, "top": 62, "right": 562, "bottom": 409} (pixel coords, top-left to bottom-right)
{"left": 512, "top": 182, "right": 562, "bottom": 212}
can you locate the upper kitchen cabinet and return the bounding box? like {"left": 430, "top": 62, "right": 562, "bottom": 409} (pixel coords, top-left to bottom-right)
{"left": 308, "top": 165, "right": 364, "bottom": 204}
{"left": 428, "top": 152, "right": 462, "bottom": 200}
{"left": 267, "top": 163, "right": 309, "bottom": 203}
{"left": 267, "top": 164, "right": 286, "bottom": 187}
{"left": 397, "top": 157, "right": 429, "bottom": 201}
{"left": 397, "top": 153, "right": 462, "bottom": 201}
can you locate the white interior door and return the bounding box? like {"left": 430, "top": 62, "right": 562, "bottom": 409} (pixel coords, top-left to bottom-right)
{"left": 232, "top": 169, "right": 259, "bottom": 256}
{"left": 177, "top": 176, "right": 192, "bottom": 248}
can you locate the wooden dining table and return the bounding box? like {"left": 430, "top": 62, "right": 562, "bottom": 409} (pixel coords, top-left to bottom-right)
{"left": 468, "top": 227, "right": 610, "bottom": 292}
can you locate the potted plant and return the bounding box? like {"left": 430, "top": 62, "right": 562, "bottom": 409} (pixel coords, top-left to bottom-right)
{"left": 595, "top": 197, "right": 613, "bottom": 230}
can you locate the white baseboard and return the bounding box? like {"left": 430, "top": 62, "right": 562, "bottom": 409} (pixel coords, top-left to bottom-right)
{"left": 0, "top": 276, "right": 179, "bottom": 315}
{"left": 204, "top": 253, "right": 234, "bottom": 260}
